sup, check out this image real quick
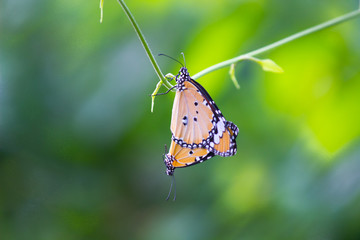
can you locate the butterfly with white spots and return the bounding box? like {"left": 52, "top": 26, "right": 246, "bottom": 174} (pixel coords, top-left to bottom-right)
{"left": 163, "top": 58, "right": 239, "bottom": 176}
{"left": 164, "top": 139, "right": 214, "bottom": 176}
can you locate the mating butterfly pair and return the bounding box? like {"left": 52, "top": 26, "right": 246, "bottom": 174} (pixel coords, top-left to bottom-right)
{"left": 163, "top": 57, "right": 239, "bottom": 177}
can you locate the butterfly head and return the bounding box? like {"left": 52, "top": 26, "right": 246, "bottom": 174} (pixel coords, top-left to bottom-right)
{"left": 176, "top": 67, "right": 190, "bottom": 83}
{"left": 175, "top": 67, "right": 190, "bottom": 92}
{"left": 164, "top": 154, "right": 175, "bottom": 176}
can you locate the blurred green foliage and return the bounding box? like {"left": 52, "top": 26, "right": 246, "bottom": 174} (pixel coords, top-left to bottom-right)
{"left": 1, "top": 0, "right": 360, "bottom": 239}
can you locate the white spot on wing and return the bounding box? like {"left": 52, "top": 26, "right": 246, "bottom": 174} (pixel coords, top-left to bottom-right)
{"left": 214, "top": 134, "right": 220, "bottom": 144}
{"left": 217, "top": 121, "right": 225, "bottom": 133}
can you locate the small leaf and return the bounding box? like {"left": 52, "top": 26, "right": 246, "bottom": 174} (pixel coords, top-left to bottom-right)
{"left": 229, "top": 64, "right": 240, "bottom": 89}
{"left": 151, "top": 81, "right": 163, "bottom": 113}
{"left": 249, "top": 57, "right": 284, "bottom": 73}
{"left": 151, "top": 95, "right": 155, "bottom": 113}
{"left": 258, "top": 59, "right": 284, "bottom": 73}
{"left": 100, "top": 0, "right": 104, "bottom": 23}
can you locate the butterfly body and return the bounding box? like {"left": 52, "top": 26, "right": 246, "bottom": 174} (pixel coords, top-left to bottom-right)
{"left": 164, "top": 66, "right": 239, "bottom": 175}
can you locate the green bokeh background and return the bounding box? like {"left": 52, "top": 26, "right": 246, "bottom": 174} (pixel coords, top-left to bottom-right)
{"left": 1, "top": 0, "right": 360, "bottom": 239}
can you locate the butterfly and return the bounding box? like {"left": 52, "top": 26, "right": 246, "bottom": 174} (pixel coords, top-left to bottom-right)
{"left": 161, "top": 54, "right": 239, "bottom": 176}
{"left": 164, "top": 139, "right": 215, "bottom": 176}
{"left": 170, "top": 69, "right": 239, "bottom": 157}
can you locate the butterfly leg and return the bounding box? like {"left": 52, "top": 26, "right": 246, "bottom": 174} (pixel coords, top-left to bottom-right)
{"left": 150, "top": 85, "right": 177, "bottom": 96}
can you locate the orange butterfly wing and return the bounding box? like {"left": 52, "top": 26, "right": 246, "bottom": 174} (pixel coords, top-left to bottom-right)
{"left": 171, "top": 81, "right": 214, "bottom": 145}
{"left": 164, "top": 139, "right": 215, "bottom": 176}
{"left": 210, "top": 121, "right": 238, "bottom": 156}
{"left": 170, "top": 68, "right": 239, "bottom": 156}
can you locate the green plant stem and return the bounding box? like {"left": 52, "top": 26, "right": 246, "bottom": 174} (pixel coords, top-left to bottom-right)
{"left": 192, "top": 9, "right": 360, "bottom": 80}
{"left": 117, "top": 1, "right": 360, "bottom": 87}
{"left": 117, "top": 0, "right": 173, "bottom": 89}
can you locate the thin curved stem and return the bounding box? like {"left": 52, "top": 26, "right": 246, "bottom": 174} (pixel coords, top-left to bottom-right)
{"left": 117, "top": 0, "right": 173, "bottom": 89}
{"left": 192, "top": 9, "right": 360, "bottom": 80}
{"left": 116, "top": 1, "right": 360, "bottom": 86}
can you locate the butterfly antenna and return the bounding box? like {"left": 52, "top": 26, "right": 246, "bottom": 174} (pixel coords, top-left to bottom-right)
{"left": 158, "top": 54, "right": 184, "bottom": 67}
{"left": 166, "top": 175, "right": 173, "bottom": 201}
{"left": 166, "top": 174, "right": 176, "bottom": 201}
{"left": 180, "top": 52, "right": 186, "bottom": 68}
{"left": 172, "top": 174, "right": 176, "bottom": 201}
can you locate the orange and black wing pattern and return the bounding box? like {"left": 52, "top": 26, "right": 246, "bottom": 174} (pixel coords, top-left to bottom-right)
{"left": 164, "top": 139, "right": 215, "bottom": 176}
{"left": 170, "top": 67, "right": 239, "bottom": 157}
{"left": 163, "top": 65, "right": 239, "bottom": 176}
